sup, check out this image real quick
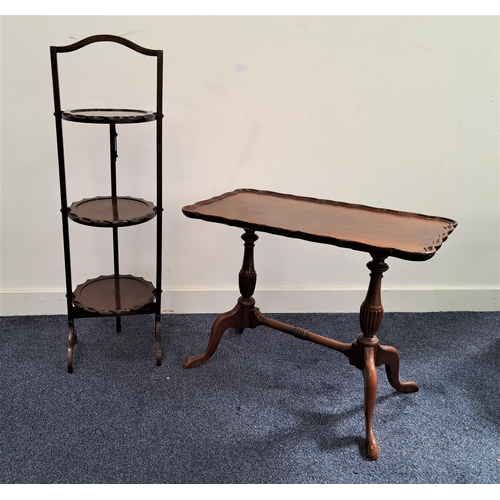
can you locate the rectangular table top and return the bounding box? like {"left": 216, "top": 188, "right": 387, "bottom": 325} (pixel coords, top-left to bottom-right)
{"left": 182, "top": 189, "right": 457, "bottom": 261}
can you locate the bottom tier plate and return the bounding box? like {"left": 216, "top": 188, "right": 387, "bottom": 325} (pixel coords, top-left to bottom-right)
{"left": 73, "top": 274, "right": 155, "bottom": 315}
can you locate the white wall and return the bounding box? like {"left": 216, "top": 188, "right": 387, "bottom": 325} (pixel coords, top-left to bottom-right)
{"left": 1, "top": 15, "right": 499, "bottom": 315}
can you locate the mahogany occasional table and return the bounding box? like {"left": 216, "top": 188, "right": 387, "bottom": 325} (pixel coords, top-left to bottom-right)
{"left": 182, "top": 189, "right": 457, "bottom": 460}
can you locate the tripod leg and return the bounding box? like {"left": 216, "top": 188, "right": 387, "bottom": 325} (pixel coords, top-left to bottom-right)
{"left": 183, "top": 303, "right": 242, "bottom": 369}
{"left": 363, "top": 345, "right": 379, "bottom": 460}
{"left": 376, "top": 344, "right": 419, "bottom": 393}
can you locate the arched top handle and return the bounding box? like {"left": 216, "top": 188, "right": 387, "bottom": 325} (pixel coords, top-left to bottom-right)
{"left": 50, "top": 34, "right": 160, "bottom": 56}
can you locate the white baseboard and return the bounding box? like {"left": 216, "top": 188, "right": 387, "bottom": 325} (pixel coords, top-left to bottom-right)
{"left": 1, "top": 287, "right": 498, "bottom": 316}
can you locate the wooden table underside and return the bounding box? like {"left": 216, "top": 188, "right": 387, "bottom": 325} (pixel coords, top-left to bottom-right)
{"left": 182, "top": 189, "right": 457, "bottom": 460}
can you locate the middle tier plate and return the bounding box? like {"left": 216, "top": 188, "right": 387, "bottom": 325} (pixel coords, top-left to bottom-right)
{"left": 68, "top": 196, "right": 156, "bottom": 227}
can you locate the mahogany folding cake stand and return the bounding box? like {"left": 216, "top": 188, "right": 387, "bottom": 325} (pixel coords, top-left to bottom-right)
{"left": 182, "top": 188, "right": 457, "bottom": 460}
{"left": 50, "top": 35, "right": 163, "bottom": 372}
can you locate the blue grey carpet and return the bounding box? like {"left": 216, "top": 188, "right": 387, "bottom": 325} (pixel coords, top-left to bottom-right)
{"left": 0, "top": 312, "right": 499, "bottom": 484}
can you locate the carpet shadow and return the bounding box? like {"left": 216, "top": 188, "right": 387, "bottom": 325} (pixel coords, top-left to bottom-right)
{"left": 463, "top": 337, "right": 500, "bottom": 429}
{"left": 285, "top": 392, "right": 400, "bottom": 461}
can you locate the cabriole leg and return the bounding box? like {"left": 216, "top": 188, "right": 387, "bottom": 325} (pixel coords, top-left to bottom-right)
{"left": 376, "top": 344, "right": 419, "bottom": 393}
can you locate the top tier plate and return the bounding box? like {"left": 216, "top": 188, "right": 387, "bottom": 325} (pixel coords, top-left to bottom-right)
{"left": 61, "top": 108, "right": 156, "bottom": 124}
{"left": 182, "top": 189, "right": 457, "bottom": 261}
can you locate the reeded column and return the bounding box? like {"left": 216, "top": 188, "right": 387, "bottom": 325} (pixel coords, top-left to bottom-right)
{"left": 359, "top": 255, "right": 389, "bottom": 340}
{"left": 239, "top": 230, "right": 258, "bottom": 300}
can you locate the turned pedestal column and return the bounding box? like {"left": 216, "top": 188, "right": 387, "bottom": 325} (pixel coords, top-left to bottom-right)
{"left": 346, "top": 255, "right": 419, "bottom": 460}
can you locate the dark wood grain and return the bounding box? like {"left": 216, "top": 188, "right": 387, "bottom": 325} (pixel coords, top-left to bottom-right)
{"left": 61, "top": 108, "right": 156, "bottom": 124}
{"left": 183, "top": 189, "right": 457, "bottom": 261}
{"left": 73, "top": 275, "right": 155, "bottom": 316}
{"left": 68, "top": 196, "right": 156, "bottom": 227}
